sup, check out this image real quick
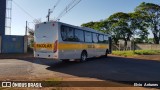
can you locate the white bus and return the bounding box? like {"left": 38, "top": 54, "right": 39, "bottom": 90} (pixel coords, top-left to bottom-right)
{"left": 34, "top": 21, "right": 112, "bottom": 62}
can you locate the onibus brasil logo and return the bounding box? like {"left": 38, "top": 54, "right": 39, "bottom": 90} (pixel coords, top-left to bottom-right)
{"left": 1, "top": 82, "right": 42, "bottom": 88}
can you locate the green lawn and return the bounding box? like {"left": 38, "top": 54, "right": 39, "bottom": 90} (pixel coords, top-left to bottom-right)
{"left": 112, "top": 50, "right": 160, "bottom": 57}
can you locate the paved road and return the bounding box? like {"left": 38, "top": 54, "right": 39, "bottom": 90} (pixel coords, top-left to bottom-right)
{"left": 0, "top": 55, "right": 160, "bottom": 82}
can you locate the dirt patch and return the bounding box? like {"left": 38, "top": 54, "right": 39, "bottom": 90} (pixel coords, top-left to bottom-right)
{"left": 135, "top": 55, "right": 160, "bottom": 61}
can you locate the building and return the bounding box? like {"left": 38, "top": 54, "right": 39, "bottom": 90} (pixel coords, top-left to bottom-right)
{"left": 0, "top": 0, "right": 27, "bottom": 53}
{"left": 0, "top": 0, "right": 6, "bottom": 35}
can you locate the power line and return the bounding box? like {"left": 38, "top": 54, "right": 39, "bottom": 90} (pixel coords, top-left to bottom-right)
{"left": 46, "top": 0, "right": 62, "bottom": 21}
{"left": 12, "top": 1, "right": 38, "bottom": 22}
{"left": 55, "top": 0, "right": 80, "bottom": 20}
{"left": 55, "top": 0, "right": 82, "bottom": 21}
{"left": 51, "top": 0, "right": 61, "bottom": 12}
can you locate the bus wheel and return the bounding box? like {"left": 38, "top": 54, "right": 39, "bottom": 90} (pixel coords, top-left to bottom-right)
{"left": 105, "top": 49, "right": 108, "bottom": 57}
{"left": 80, "top": 51, "right": 87, "bottom": 62}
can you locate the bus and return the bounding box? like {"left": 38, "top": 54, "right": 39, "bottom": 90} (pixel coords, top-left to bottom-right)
{"left": 34, "top": 21, "right": 112, "bottom": 62}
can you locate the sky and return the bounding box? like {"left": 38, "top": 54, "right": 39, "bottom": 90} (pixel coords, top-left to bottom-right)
{"left": 10, "top": 0, "right": 159, "bottom": 37}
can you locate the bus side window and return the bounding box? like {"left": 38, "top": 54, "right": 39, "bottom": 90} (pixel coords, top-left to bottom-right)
{"left": 61, "top": 25, "right": 75, "bottom": 41}
{"left": 67, "top": 27, "right": 74, "bottom": 41}
{"left": 75, "top": 29, "right": 84, "bottom": 42}
{"left": 61, "top": 26, "right": 68, "bottom": 41}
{"left": 85, "top": 31, "right": 92, "bottom": 43}
{"left": 92, "top": 33, "right": 98, "bottom": 43}
{"left": 104, "top": 35, "right": 109, "bottom": 44}
{"left": 98, "top": 34, "right": 104, "bottom": 43}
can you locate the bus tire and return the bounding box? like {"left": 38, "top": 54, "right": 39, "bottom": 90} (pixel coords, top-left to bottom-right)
{"left": 80, "top": 51, "right": 87, "bottom": 62}
{"left": 105, "top": 49, "right": 109, "bottom": 57}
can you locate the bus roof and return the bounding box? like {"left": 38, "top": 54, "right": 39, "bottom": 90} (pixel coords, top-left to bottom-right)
{"left": 38, "top": 21, "right": 111, "bottom": 36}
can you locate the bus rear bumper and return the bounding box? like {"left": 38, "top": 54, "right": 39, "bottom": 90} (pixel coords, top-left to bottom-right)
{"left": 34, "top": 52, "right": 58, "bottom": 59}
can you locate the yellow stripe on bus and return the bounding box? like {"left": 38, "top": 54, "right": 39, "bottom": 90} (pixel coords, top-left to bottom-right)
{"left": 58, "top": 43, "right": 109, "bottom": 50}
{"left": 34, "top": 43, "right": 109, "bottom": 51}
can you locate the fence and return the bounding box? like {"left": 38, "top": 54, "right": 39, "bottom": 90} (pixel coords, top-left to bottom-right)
{"left": 112, "top": 44, "right": 160, "bottom": 51}
{"left": 135, "top": 44, "right": 160, "bottom": 50}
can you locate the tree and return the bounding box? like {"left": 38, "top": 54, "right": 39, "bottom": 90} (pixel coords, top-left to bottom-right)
{"left": 28, "top": 28, "right": 34, "bottom": 36}
{"left": 81, "top": 20, "right": 111, "bottom": 34}
{"left": 81, "top": 21, "right": 96, "bottom": 28}
{"left": 129, "top": 12, "right": 149, "bottom": 43}
{"left": 148, "top": 38, "right": 154, "bottom": 44}
{"left": 81, "top": 21, "right": 103, "bottom": 32}
{"left": 27, "top": 19, "right": 41, "bottom": 36}
{"left": 107, "top": 12, "right": 133, "bottom": 46}
{"left": 135, "top": 2, "right": 160, "bottom": 44}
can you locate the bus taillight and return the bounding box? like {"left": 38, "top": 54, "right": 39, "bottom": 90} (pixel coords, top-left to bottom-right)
{"left": 54, "top": 40, "right": 58, "bottom": 53}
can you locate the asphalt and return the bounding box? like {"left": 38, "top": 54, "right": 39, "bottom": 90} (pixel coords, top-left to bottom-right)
{"left": 0, "top": 55, "right": 160, "bottom": 82}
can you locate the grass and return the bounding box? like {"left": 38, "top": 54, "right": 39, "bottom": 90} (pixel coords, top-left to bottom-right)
{"left": 44, "top": 78, "right": 63, "bottom": 87}
{"left": 134, "top": 50, "right": 160, "bottom": 55}
{"left": 112, "top": 50, "right": 160, "bottom": 57}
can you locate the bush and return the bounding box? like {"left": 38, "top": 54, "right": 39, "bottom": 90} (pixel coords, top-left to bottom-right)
{"left": 27, "top": 46, "right": 33, "bottom": 53}
{"left": 112, "top": 51, "right": 134, "bottom": 57}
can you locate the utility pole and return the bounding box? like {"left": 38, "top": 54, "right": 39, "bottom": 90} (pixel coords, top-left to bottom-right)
{"left": 25, "top": 21, "right": 28, "bottom": 35}
{"left": 25, "top": 21, "right": 28, "bottom": 53}
{"left": 47, "top": 9, "right": 52, "bottom": 22}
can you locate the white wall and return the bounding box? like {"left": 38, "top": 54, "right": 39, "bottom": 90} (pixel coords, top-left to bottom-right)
{"left": 24, "top": 35, "right": 28, "bottom": 53}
